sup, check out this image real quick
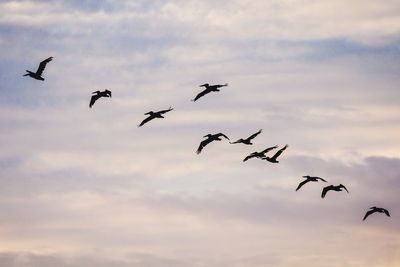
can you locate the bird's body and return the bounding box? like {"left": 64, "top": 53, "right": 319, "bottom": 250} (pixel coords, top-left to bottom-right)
{"left": 243, "top": 145, "right": 278, "bottom": 162}
{"left": 230, "top": 129, "right": 262, "bottom": 145}
{"left": 262, "top": 144, "right": 289, "bottom": 163}
{"left": 191, "top": 83, "right": 228, "bottom": 101}
{"left": 23, "top": 57, "right": 53, "bottom": 81}
{"left": 321, "top": 184, "right": 349, "bottom": 198}
{"left": 363, "top": 207, "right": 390, "bottom": 221}
{"left": 196, "top": 133, "right": 229, "bottom": 154}
{"left": 296, "top": 175, "right": 327, "bottom": 191}
{"left": 89, "top": 90, "right": 112, "bottom": 108}
{"left": 138, "top": 107, "right": 173, "bottom": 127}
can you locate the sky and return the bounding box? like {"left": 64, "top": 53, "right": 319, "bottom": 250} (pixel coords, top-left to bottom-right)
{"left": 0, "top": 0, "right": 399, "bottom": 266}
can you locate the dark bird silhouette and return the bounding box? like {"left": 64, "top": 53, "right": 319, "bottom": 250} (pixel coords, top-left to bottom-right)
{"left": 23, "top": 57, "right": 53, "bottom": 81}
{"left": 230, "top": 129, "right": 262, "bottom": 145}
{"left": 296, "top": 175, "right": 328, "bottom": 191}
{"left": 262, "top": 144, "right": 289, "bottom": 163}
{"left": 321, "top": 184, "right": 349, "bottom": 198}
{"left": 191, "top": 83, "right": 228, "bottom": 102}
{"left": 138, "top": 107, "right": 173, "bottom": 127}
{"left": 196, "top": 133, "right": 229, "bottom": 154}
{"left": 243, "top": 145, "right": 278, "bottom": 162}
{"left": 363, "top": 207, "right": 390, "bottom": 221}
{"left": 89, "top": 90, "right": 112, "bottom": 108}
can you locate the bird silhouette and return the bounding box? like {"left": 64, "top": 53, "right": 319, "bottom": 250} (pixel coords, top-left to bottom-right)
{"left": 191, "top": 83, "right": 228, "bottom": 102}
{"left": 196, "top": 133, "right": 229, "bottom": 154}
{"left": 363, "top": 207, "right": 390, "bottom": 221}
{"left": 89, "top": 90, "right": 112, "bottom": 108}
{"left": 262, "top": 144, "right": 289, "bottom": 163}
{"left": 321, "top": 184, "right": 349, "bottom": 198}
{"left": 138, "top": 107, "right": 173, "bottom": 127}
{"left": 230, "top": 129, "right": 262, "bottom": 145}
{"left": 243, "top": 145, "right": 278, "bottom": 162}
{"left": 23, "top": 57, "right": 53, "bottom": 81}
{"left": 296, "top": 175, "right": 328, "bottom": 191}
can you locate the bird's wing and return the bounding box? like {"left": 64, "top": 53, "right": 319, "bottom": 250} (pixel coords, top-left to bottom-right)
{"left": 296, "top": 179, "right": 310, "bottom": 191}
{"left": 229, "top": 139, "right": 242, "bottom": 144}
{"left": 383, "top": 209, "right": 390, "bottom": 217}
{"left": 271, "top": 145, "right": 288, "bottom": 160}
{"left": 247, "top": 129, "right": 262, "bottom": 140}
{"left": 138, "top": 115, "right": 154, "bottom": 127}
{"left": 196, "top": 138, "right": 213, "bottom": 154}
{"left": 243, "top": 152, "right": 257, "bottom": 162}
{"left": 261, "top": 145, "right": 278, "bottom": 154}
{"left": 159, "top": 107, "right": 173, "bottom": 114}
{"left": 35, "top": 57, "right": 53, "bottom": 76}
{"left": 321, "top": 185, "right": 333, "bottom": 198}
{"left": 105, "top": 90, "right": 112, "bottom": 97}
{"left": 89, "top": 94, "right": 100, "bottom": 108}
{"left": 215, "top": 83, "right": 228, "bottom": 88}
{"left": 192, "top": 88, "right": 211, "bottom": 101}
{"left": 217, "top": 133, "right": 229, "bottom": 140}
{"left": 317, "top": 177, "right": 328, "bottom": 182}
{"left": 363, "top": 209, "right": 375, "bottom": 220}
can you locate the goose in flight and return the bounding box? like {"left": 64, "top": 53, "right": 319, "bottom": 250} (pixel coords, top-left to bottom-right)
{"left": 296, "top": 175, "right": 327, "bottom": 191}
{"left": 138, "top": 107, "right": 173, "bottom": 127}
{"left": 230, "top": 129, "right": 262, "bottom": 145}
{"left": 363, "top": 207, "right": 390, "bottom": 221}
{"left": 196, "top": 133, "right": 229, "bottom": 154}
{"left": 23, "top": 57, "right": 53, "bottom": 81}
{"left": 191, "top": 83, "right": 228, "bottom": 102}
{"left": 321, "top": 184, "right": 349, "bottom": 198}
{"left": 262, "top": 144, "right": 289, "bottom": 163}
{"left": 243, "top": 145, "right": 278, "bottom": 162}
{"left": 89, "top": 90, "right": 112, "bottom": 108}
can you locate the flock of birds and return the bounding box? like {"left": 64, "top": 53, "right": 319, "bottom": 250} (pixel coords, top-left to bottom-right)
{"left": 23, "top": 57, "right": 391, "bottom": 222}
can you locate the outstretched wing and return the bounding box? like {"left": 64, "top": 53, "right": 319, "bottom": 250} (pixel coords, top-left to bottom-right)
{"left": 89, "top": 94, "right": 101, "bottom": 108}
{"left": 321, "top": 185, "right": 333, "bottom": 198}
{"left": 243, "top": 152, "right": 257, "bottom": 162}
{"left": 261, "top": 145, "right": 278, "bottom": 155}
{"left": 271, "top": 144, "right": 288, "bottom": 160}
{"left": 196, "top": 138, "right": 213, "bottom": 154}
{"left": 295, "top": 179, "right": 310, "bottom": 191}
{"left": 230, "top": 139, "right": 243, "bottom": 144}
{"left": 36, "top": 57, "right": 53, "bottom": 76}
{"left": 138, "top": 115, "right": 155, "bottom": 127}
{"left": 363, "top": 209, "right": 376, "bottom": 221}
{"left": 192, "top": 88, "right": 211, "bottom": 101}
{"left": 215, "top": 83, "right": 228, "bottom": 88}
{"left": 316, "top": 177, "right": 328, "bottom": 182}
{"left": 216, "top": 133, "right": 229, "bottom": 140}
{"left": 247, "top": 129, "right": 262, "bottom": 141}
{"left": 159, "top": 107, "right": 173, "bottom": 114}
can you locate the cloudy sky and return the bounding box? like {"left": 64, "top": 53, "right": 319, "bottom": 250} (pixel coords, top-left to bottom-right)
{"left": 0, "top": 0, "right": 399, "bottom": 266}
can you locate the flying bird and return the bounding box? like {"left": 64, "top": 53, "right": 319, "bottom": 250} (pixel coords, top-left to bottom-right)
{"left": 89, "top": 90, "right": 112, "bottom": 108}
{"left": 23, "top": 57, "right": 53, "bottom": 81}
{"left": 363, "top": 207, "right": 390, "bottom": 221}
{"left": 321, "top": 184, "right": 349, "bottom": 198}
{"left": 243, "top": 145, "right": 278, "bottom": 162}
{"left": 230, "top": 129, "right": 262, "bottom": 145}
{"left": 191, "top": 83, "right": 228, "bottom": 102}
{"left": 262, "top": 144, "right": 289, "bottom": 163}
{"left": 196, "top": 133, "right": 229, "bottom": 154}
{"left": 296, "top": 175, "right": 328, "bottom": 191}
{"left": 138, "top": 107, "right": 173, "bottom": 127}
